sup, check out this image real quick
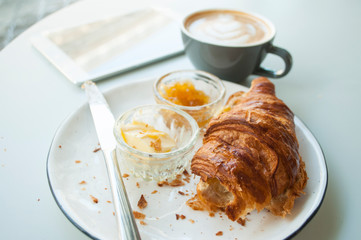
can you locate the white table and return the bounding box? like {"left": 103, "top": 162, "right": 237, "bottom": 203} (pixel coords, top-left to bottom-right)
{"left": 1, "top": 0, "right": 360, "bottom": 239}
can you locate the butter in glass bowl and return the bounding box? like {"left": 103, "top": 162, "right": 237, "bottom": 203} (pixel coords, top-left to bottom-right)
{"left": 113, "top": 104, "right": 199, "bottom": 181}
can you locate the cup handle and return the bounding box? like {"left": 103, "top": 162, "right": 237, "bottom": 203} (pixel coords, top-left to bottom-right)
{"left": 253, "top": 45, "right": 293, "bottom": 78}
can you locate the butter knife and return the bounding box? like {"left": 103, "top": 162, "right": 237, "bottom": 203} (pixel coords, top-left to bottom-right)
{"left": 83, "top": 80, "right": 141, "bottom": 240}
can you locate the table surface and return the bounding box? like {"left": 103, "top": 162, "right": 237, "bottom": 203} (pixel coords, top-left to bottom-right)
{"left": 1, "top": 0, "right": 360, "bottom": 239}
{"left": 0, "top": 0, "right": 79, "bottom": 50}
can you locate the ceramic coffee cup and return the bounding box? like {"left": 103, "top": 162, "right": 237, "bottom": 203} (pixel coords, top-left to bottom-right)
{"left": 181, "top": 9, "right": 292, "bottom": 82}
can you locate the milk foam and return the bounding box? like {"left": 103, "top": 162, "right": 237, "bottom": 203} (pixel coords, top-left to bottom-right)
{"left": 186, "top": 11, "right": 270, "bottom": 46}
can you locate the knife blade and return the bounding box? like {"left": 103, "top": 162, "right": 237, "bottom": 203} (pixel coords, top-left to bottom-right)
{"left": 83, "top": 80, "right": 141, "bottom": 240}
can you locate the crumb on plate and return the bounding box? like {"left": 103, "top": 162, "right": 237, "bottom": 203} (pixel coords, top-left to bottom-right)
{"left": 90, "top": 195, "right": 98, "bottom": 204}
{"left": 237, "top": 218, "right": 246, "bottom": 226}
{"left": 133, "top": 211, "right": 145, "bottom": 220}
{"left": 175, "top": 214, "right": 187, "bottom": 220}
{"left": 157, "top": 174, "right": 185, "bottom": 187}
{"left": 137, "top": 194, "right": 147, "bottom": 209}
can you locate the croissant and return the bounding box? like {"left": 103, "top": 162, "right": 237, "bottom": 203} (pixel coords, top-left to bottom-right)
{"left": 190, "top": 77, "right": 307, "bottom": 222}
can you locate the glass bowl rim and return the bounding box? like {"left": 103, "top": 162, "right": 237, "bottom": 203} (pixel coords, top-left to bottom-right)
{"left": 113, "top": 104, "right": 199, "bottom": 159}
{"left": 153, "top": 69, "right": 226, "bottom": 111}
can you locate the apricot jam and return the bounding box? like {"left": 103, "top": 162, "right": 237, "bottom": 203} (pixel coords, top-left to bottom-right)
{"left": 161, "top": 81, "right": 210, "bottom": 106}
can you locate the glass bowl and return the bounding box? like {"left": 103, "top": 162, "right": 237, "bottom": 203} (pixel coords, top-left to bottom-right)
{"left": 113, "top": 104, "right": 199, "bottom": 181}
{"left": 153, "top": 70, "right": 226, "bottom": 128}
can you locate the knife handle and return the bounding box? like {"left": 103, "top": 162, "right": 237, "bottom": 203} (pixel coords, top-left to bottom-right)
{"left": 103, "top": 149, "right": 141, "bottom": 240}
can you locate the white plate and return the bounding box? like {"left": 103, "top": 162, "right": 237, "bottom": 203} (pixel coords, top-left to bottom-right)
{"left": 47, "top": 78, "right": 327, "bottom": 240}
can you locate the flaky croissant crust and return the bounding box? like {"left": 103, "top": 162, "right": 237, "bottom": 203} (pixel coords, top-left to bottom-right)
{"left": 191, "top": 77, "right": 307, "bottom": 221}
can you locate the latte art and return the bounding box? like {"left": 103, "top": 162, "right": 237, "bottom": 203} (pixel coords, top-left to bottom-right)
{"left": 185, "top": 10, "right": 271, "bottom": 46}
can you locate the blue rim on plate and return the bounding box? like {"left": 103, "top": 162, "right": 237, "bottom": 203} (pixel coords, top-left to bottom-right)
{"left": 47, "top": 134, "right": 101, "bottom": 240}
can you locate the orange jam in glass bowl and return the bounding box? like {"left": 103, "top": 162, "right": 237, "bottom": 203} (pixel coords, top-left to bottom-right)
{"left": 154, "top": 70, "right": 226, "bottom": 128}
{"left": 160, "top": 80, "right": 210, "bottom": 107}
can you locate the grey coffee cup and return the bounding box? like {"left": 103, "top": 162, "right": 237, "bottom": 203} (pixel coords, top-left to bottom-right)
{"left": 181, "top": 9, "right": 292, "bottom": 82}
